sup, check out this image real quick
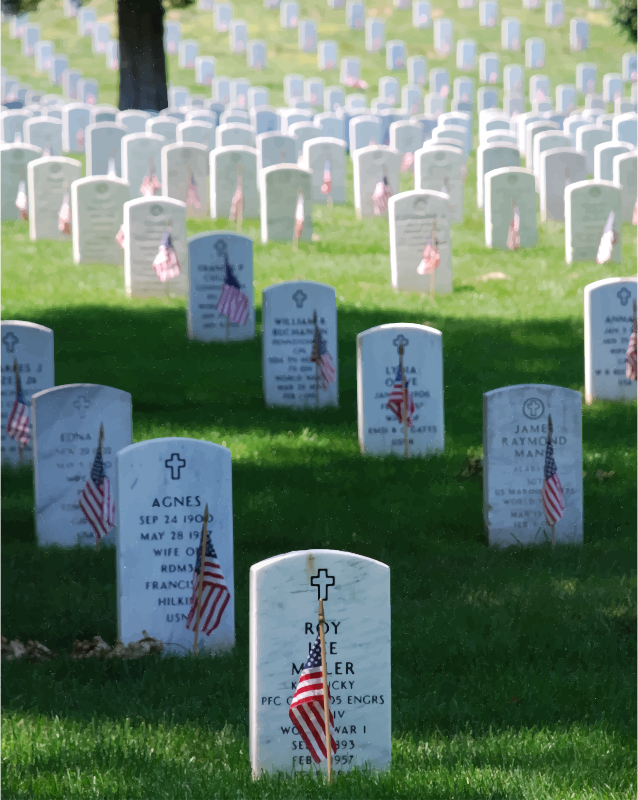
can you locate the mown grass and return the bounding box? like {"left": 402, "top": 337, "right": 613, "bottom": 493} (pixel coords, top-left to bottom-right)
{"left": 2, "top": 0, "right": 637, "bottom": 796}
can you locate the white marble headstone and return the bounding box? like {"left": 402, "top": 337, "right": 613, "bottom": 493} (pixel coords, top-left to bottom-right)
{"left": 262, "top": 281, "right": 338, "bottom": 407}
{"left": 357, "top": 323, "right": 444, "bottom": 456}
{"left": 72, "top": 176, "right": 130, "bottom": 264}
{"left": 85, "top": 121, "right": 127, "bottom": 176}
{"left": 161, "top": 142, "right": 209, "bottom": 218}
{"left": 612, "top": 151, "right": 637, "bottom": 222}
{"left": 123, "top": 197, "right": 188, "bottom": 298}
{"left": 476, "top": 144, "right": 520, "bottom": 209}
{"left": 1, "top": 143, "right": 42, "bottom": 220}
{"left": 484, "top": 168, "right": 537, "bottom": 249}
{"left": 249, "top": 549, "right": 391, "bottom": 777}
{"left": 24, "top": 116, "right": 63, "bottom": 155}
{"left": 539, "top": 148, "right": 587, "bottom": 222}
{"left": 301, "top": 137, "right": 347, "bottom": 204}
{"left": 27, "top": 156, "right": 81, "bottom": 240}
{"left": 389, "top": 190, "right": 452, "bottom": 294}
{"left": 565, "top": 180, "right": 621, "bottom": 264}
{"left": 584, "top": 278, "right": 637, "bottom": 404}
{"left": 116, "top": 438, "right": 234, "bottom": 654}
{"left": 61, "top": 103, "right": 91, "bottom": 153}
{"left": 414, "top": 145, "right": 464, "bottom": 222}
{"left": 483, "top": 384, "right": 583, "bottom": 547}
{"left": 216, "top": 123, "right": 255, "bottom": 149}
{"left": 121, "top": 132, "right": 165, "bottom": 200}
{"left": 1, "top": 321, "right": 54, "bottom": 466}
{"left": 352, "top": 145, "right": 401, "bottom": 218}
{"left": 188, "top": 232, "right": 255, "bottom": 342}
{"left": 259, "top": 165, "right": 313, "bottom": 243}
{"left": 210, "top": 145, "right": 259, "bottom": 219}
{"left": 33, "top": 383, "right": 132, "bottom": 547}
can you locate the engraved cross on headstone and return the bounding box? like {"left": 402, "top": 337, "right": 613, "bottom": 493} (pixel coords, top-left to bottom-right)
{"left": 310, "top": 568, "right": 335, "bottom": 601}
{"left": 73, "top": 396, "right": 90, "bottom": 417}
{"left": 292, "top": 289, "right": 308, "bottom": 308}
{"left": 2, "top": 332, "right": 19, "bottom": 353}
{"left": 165, "top": 453, "right": 186, "bottom": 480}
{"left": 393, "top": 334, "right": 409, "bottom": 352}
{"left": 617, "top": 287, "right": 632, "bottom": 307}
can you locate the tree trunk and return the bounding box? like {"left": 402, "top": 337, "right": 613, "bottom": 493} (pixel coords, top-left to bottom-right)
{"left": 117, "top": 0, "right": 168, "bottom": 112}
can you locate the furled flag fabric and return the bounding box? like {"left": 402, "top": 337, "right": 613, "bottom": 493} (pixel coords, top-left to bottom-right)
{"left": 320, "top": 160, "right": 332, "bottom": 195}
{"left": 76, "top": 128, "right": 85, "bottom": 152}
{"left": 153, "top": 230, "right": 181, "bottom": 282}
{"left": 294, "top": 191, "right": 305, "bottom": 239}
{"left": 400, "top": 151, "right": 414, "bottom": 172}
{"left": 626, "top": 310, "right": 637, "bottom": 382}
{"left": 417, "top": 233, "right": 440, "bottom": 275}
{"left": 15, "top": 181, "right": 28, "bottom": 220}
{"left": 387, "top": 364, "right": 415, "bottom": 426}
{"left": 310, "top": 325, "right": 337, "bottom": 389}
{"left": 107, "top": 157, "right": 117, "bottom": 177}
{"left": 229, "top": 174, "right": 243, "bottom": 222}
{"left": 115, "top": 225, "right": 126, "bottom": 250}
{"left": 216, "top": 257, "right": 250, "bottom": 325}
{"left": 185, "top": 527, "right": 230, "bottom": 636}
{"left": 289, "top": 632, "right": 337, "bottom": 764}
{"left": 79, "top": 433, "right": 115, "bottom": 541}
{"left": 344, "top": 76, "right": 368, "bottom": 89}
{"left": 140, "top": 164, "right": 161, "bottom": 197}
{"left": 58, "top": 192, "right": 71, "bottom": 235}
{"left": 186, "top": 171, "right": 201, "bottom": 209}
{"left": 506, "top": 205, "right": 520, "bottom": 251}
{"left": 5, "top": 370, "right": 30, "bottom": 445}
{"left": 372, "top": 174, "right": 392, "bottom": 215}
{"left": 596, "top": 211, "right": 616, "bottom": 264}
{"left": 541, "top": 426, "right": 565, "bottom": 527}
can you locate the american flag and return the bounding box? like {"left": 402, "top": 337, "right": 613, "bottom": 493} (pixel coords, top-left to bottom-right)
{"left": 417, "top": 233, "right": 440, "bottom": 274}
{"left": 320, "top": 160, "right": 332, "bottom": 196}
{"left": 5, "top": 369, "right": 30, "bottom": 445}
{"left": 400, "top": 151, "right": 414, "bottom": 172}
{"left": 15, "top": 180, "right": 28, "bottom": 220}
{"left": 185, "top": 526, "right": 230, "bottom": 636}
{"left": 344, "top": 75, "right": 368, "bottom": 89}
{"left": 229, "top": 173, "right": 243, "bottom": 222}
{"left": 541, "top": 420, "right": 565, "bottom": 527}
{"left": 289, "top": 632, "right": 337, "bottom": 764}
{"left": 79, "top": 429, "right": 115, "bottom": 542}
{"left": 153, "top": 230, "right": 181, "bottom": 282}
{"left": 294, "top": 191, "right": 305, "bottom": 239}
{"left": 58, "top": 192, "right": 71, "bottom": 235}
{"left": 506, "top": 205, "right": 520, "bottom": 251}
{"left": 372, "top": 174, "right": 392, "bottom": 215}
{"left": 115, "top": 224, "right": 126, "bottom": 250}
{"left": 140, "top": 162, "right": 161, "bottom": 197}
{"left": 216, "top": 257, "right": 250, "bottom": 325}
{"left": 387, "top": 364, "right": 415, "bottom": 426}
{"left": 626, "top": 303, "right": 637, "bottom": 382}
{"left": 310, "top": 325, "right": 336, "bottom": 389}
{"left": 596, "top": 211, "right": 616, "bottom": 264}
{"left": 186, "top": 171, "right": 201, "bottom": 209}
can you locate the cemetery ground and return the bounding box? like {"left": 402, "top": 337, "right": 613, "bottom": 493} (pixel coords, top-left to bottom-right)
{"left": 2, "top": 155, "right": 636, "bottom": 797}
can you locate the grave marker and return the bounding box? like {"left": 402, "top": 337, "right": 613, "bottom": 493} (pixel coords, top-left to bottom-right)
{"left": 1, "top": 143, "right": 42, "bottom": 220}
{"left": 259, "top": 165, "right": 313, "bottom": 242}
{"left": 612, "top": 151, "right": 637, "bottom": 222}
{"left": 116, "top": 438, "right": 234, "bottom": 654}
{"left": 121, "top": 133, "right": 165, "bottom": 200}
{"left": 483, "top": 384, "right": 583, "bottom": 547}
{"left": 415, "top": 145, "right": 465, "bottom": 222}
{"left": 484, "top": 167, "right": 537, "bottom": 249}
{"left": 85, "top": 121, "right": 127, "bottom": 176}
{"left": 210, "top": 145, "right": 259, "bottom": 218}
{"left": 72, "top": 176, "right": 129, "bottom": 264}
{"left": 352, "top": 146, "right": 401, "bottom": 218}
{"left": 24, "top": 116, "right": 62, "bottom": 155}
{"left": 539, "top": 148, "right": 587, "bottom": 222}
{"left": 565, "top": 180, "right": 621, "bottom": 263}
{"left": 161, "top": 142, "right": 209, "bottom": 218}
{"left": 27, "top": 156, "right": 81, "bottom": 240}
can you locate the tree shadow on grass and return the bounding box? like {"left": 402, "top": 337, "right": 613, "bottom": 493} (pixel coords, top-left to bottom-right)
{"left": 1, "top": 302, "right": 635, "bottom": 741}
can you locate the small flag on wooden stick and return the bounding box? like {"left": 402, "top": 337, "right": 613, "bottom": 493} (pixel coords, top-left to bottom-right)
{"left": 15, "top": 181, "right": 28, "bottom": 220}
{"left": 506, "top": 201, "right": 520, "bottom": 251}
{"left": 293, "top": 188, "right": 304, "bottom": 250}
{"left": 79, "top": 423, "right": 115, "bottom": 547}
{"left": 229, "top": 164, "right": 244, "bottom": 231}
{"left": 153, "top": 229, "right": 181, "bottom": 282}
{"left": 5, "top": 359, "right": 30, "bottom": 452}
{"left": 596, "top": 211, "right": 617, "bottom": 264}
{"left": 541, "top": 414, "right": 565, "bottom": 545}
{"left": 58, "top": 192, "right": 71, "bottom": 235}
{"left": 626, "top": 299, "right": 637, "bottom": 382}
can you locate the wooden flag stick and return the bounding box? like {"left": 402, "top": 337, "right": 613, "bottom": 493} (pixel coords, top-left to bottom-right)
{"left": 313, "top": 310, "right": 320, "bottom": 407}
{"left": 399, "top": 344, "right": 409, "bottom": 458}
{"left": 318, "top": 598, "right": 332, "bottom": 784}
{"left": 292, "top": 188, "right": 302, "bottom": 252}
{"left": 236, "top": 164, "right": 243, "bottom": 233}
{"left": 95, "top": 422, "right": 105, "bottom": 551}
{"left": 547, "top": 414, "right": 555, "bottom": 546}
{"left": 192, "top": 504, "right": 209, "bottom": 654}
{"left": 430, "top": 218, "right": 438, "bottom": 299}
{"left": 12, "top": 358, "right": 24, "bottom": 464}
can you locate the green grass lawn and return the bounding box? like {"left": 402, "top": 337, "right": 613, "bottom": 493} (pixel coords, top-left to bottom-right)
{"left": 2, "top": 0, "right": 637, "bottom": 797}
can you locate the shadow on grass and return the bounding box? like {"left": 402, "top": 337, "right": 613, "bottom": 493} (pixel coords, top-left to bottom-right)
{"left": 1, "top": 302, "right": 635, "bottom": 741}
